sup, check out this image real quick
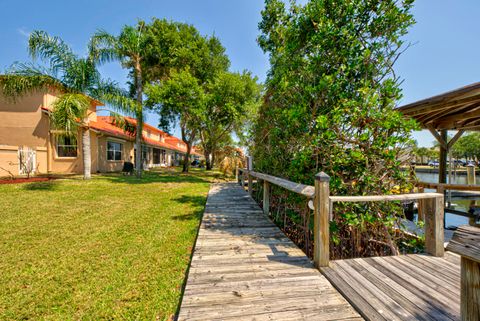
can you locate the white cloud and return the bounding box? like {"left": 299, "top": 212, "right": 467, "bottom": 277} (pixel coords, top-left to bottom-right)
{"left": 17, "top": 27, "right": 30, "bottom": 38}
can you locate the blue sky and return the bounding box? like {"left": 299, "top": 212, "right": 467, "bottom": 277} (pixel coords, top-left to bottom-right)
{"left": 1, "top": 0, "right": 479, "bottom": 145}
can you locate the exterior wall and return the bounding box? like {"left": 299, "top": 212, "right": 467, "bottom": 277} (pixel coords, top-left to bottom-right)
{"left": 0, "top": 90, "right": 51, "bottom": 177}
{"left": 0, "top": 90, "right": 48, "bottom": 148}
{"left": 0, "top": 145, "right": 20, "bottom": 176}
{"left": 97, "top": 135, "right": 134, "bottom": 173}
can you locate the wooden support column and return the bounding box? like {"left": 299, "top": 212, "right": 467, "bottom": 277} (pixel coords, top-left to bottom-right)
{"left": 422, "top": 194, "right": 444, "bottom": 257}
{"left": 467, "top": 166, "right": 476, "bottom": 185}
{"left": 446, "top": 226, "right": 480, "bottom": 321}
{"left": 314, "top": 172, "right": 330, "bottom": 268}
{"left": 263, "top": 180, "right": 270, "bottom": 216}
{"left": 439, "top": 130, "right": 448, "bottom": 184}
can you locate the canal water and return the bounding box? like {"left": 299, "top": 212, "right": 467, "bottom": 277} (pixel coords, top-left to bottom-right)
{"left": 415, "top": 172, "right": 474, "bottom": 228}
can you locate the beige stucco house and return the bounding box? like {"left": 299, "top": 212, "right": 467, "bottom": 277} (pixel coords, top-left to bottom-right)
{"left": 0, "top": 89, "right": 201, "bottom": 177}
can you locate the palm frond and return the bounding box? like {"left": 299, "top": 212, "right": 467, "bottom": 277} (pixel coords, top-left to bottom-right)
{"left": 90, "top": 78, "right": 138, "bottom": 116}
{"left": 110, "top": 112, "right": 136, "bottom": 135}
{"left": 50, "top": 93, "right": 91, "bottom": 133}
{"left": 89, "top": 29, "right": 120, "bottom": 65}
{"left": 63, "top": 58, "right": 100, "bottom": 92}
{"left": 0, "top": 63, "right": 64, "bottom": 101}
{"left": 28, "top": 30, "right": 76, "bottom": 74}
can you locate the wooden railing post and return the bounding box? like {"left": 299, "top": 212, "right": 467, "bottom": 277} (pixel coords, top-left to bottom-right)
{"left": 247, "top": 156, "right": 253, "bottom": 195}
{"left": 235, "top": 163, "right": 239, "bottom": 182}
{"left": 417, "top": 186, "right": 426, "bottom": 222}
{"left": 314, "top": 172, "right": 330, "bottom": 268}
{"left": 248, "top": 173, "right": 253, "bottom": 195}
{"left": 422, "top": 194, "right": 444, "bottom": 257}
{"left": 446, "top": 226, "right": 480, "bottom": 321}
{"left": 263, "top": 180, "right": 270, "bottom": 216}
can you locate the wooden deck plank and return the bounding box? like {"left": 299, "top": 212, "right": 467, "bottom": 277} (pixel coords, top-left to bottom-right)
{"left": 178, "top": 182, "right": 361, "bottom": 321}
{"left": 321, "top": 254, "right": 461, "bottom": 321}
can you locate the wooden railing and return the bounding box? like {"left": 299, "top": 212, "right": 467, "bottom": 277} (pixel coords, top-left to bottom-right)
{"left": 418, "top": 181, "right": 480, "bottom": 191}
{"left": 238, "top": 167, "right": 445, "bottom": 267}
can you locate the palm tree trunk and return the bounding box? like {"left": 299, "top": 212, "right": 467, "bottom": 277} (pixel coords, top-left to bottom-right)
{"left": 82, "top": 128, "right": 92, "bottom": 179}
{"left": 134, "top": 61, "right": 143, "bottom": 178}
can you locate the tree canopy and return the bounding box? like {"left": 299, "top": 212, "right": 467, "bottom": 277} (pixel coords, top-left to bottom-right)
{"left": 253, "top": 0, "right": 418, "bottom": 258}
{"left": 144, "top": 20, "right": 260, "bottom": 171}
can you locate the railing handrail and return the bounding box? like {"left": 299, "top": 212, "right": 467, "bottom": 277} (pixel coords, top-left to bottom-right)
{"left": 247, "top": 170, "right": 315, "bottom": 198}
{"left": 418, "top": 181, "right": 480, "bottom": 191}
{"left": 240, "top": 168, "right": 443, "bottom": 202}
{"left": 238, "top": 167, "right": 445, "bottom": 266}
{"left": 330, "top": 193, "right": 443, "bottom": 202}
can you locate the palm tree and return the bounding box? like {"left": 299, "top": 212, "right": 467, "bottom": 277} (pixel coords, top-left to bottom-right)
{"left": 1, "top": 31, "right": 134, "bottom": 179}
{"left": 89, "top": 23, "right": 149, "bottom": 178}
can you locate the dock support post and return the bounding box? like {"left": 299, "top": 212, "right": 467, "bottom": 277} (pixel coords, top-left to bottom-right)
{"left": 263, "top": 180, "right": 270, "bottom": 216}
{"left": 314, "top": 172, "right": 330, "bottom": 268}
{"left": 467, "top": 166, "right": 476, "bottom": 185}
{"left": 439, "top": 130, "right": 448, "bottom": 184}
{"left": 422, "top": 194, "right": 445, "bottom": 257}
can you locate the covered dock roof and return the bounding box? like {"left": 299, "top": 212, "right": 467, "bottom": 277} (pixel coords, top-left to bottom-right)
{"left": 398, "top": 81, "right": 480, "bottom": 131}
{"left": 398, "top": 81, "right": 480, "bottom": 183}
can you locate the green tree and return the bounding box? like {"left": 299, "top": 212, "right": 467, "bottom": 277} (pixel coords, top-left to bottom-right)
{"left": 143, "top": 20, "right": 253, "bottom": 172}
{"left": 1, "top": 31, "right": 133, "bottom": 179}
{"left": 89, "top": 22, "right": 150, "bottom": 178}
{"left": 145, "top": 70, "right": 205, "bottom": 172}
{"left": 200, "top": 71, "right": 261, "bottom": 170}
{"left": 253, "top": 0, "right": 417, "bottom": 258}
{"left": 451, "top": 132, "right": 480, "bottom": 161}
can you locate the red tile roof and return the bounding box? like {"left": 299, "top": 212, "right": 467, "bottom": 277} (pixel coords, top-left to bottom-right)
{"left": 90, "top": 116, "right": 202, "bottom": 156}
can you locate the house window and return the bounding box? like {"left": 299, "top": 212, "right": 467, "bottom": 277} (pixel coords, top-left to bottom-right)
{"left": 107, "top": 141, "right": 122, "bottom": 161}
{"left": 57, "top": 135, "right": 77, "bottom": 157}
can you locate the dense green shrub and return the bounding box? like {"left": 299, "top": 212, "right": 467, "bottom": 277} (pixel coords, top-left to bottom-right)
{"left": 253, "top": 0, "right": 420, "bottom": 258}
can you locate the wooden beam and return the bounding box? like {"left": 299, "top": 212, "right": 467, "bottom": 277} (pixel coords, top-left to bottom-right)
{"left": 427, "top": 125, "right": 447, "bottom": 149}
{"left": 400, "top": 94, "right": 480, "bottom": 117}
{"left": 436, "top": 105, "right": 480, "bottom": 124}
{"left": 448, "top": 130, "right": 466, "bottom": 149}
{"left": 439, "top": 130, "right": 448, "bottom": 184}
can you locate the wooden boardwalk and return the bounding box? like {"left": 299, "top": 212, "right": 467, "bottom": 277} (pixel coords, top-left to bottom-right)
{"left": 178, "top": 182, "right": 361, "bottom": 320}
{"left": 321, "top": 251, "right": 461, "bottom": 320}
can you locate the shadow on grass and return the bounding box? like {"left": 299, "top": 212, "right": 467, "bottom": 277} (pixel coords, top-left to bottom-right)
{"left": 22, "top": 181, "right": 58, "bottom": 191}
{"left": 171, "top": 195, "right": 207, "bottom": 221}
{"left": 102, "top": 168, "right": 215, "bottom": 185}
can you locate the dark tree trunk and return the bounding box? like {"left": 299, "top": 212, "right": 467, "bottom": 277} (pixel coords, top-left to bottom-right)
{"left": 183, "top": 144, "right": 192, "bottom": 173}
{"left": 211, "top": 151, "right": 216, "bottom": 170}
{"left": 204, "top": 148, "right": 212, "bottom": 170}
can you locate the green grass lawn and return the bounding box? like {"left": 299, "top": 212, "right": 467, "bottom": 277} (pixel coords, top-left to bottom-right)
{"left": 0, "top": 168, "right": 226, "bottom": 321}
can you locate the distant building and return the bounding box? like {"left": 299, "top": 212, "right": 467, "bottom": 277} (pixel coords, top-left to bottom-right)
{"left": 0, "top": 89, "right": 201, "bottom": 177}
